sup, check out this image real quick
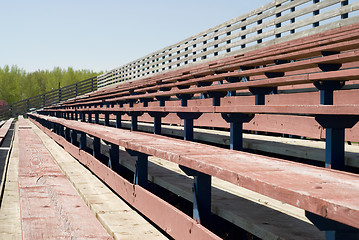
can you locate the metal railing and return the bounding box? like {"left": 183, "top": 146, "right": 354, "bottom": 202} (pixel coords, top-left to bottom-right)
{"left": 0, "top": 77, "right": 97, "bottom": 120}
{"left": 98, "top": 0, "right": 359, "bottom": 89}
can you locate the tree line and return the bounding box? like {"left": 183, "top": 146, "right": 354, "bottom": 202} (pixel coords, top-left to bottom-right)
{"left": 0, "top": 65, "right": 101, "bottom": 105}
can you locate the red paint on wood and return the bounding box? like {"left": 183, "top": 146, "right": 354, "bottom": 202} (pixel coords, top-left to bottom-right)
{"left": 30, "top": 115, "right": 359, "bottom": 229}
{"left": 17, "top": 119, "right": 112, "bottom": 240}
{"left": 30, "top": 118, "right": 221, "bottom": 240}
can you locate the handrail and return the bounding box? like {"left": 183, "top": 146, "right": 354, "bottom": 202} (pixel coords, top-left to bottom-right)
{"left": 0, "top": 77, "right": 97, "bottom": 120}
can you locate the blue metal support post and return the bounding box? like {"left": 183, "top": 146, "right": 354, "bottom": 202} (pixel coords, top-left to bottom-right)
{"left": 88, "top": 112, "right": 92, "bottom": 123}
{"left": 71, "top": 129, "right": 78, "bottom": 146}
{"left": 149, "top": 112, "right": 168, "bottom": 135}
{"left": 306, "top": 211, "right": 359, "bottom": 240}
{"left": 177, "top": 113, "right": 202, "bottom": 141}
{"left": 109, "top": 143, "right": 120, "bottom": 172}
{"left": 222, "top": 113, "right": 254, "bottom": 150}
{"left": 95, "top": 112, "right": 99, "bottom": 124}
{"left": 116, "top": 113, "right": 122, "bottom": 128}
{"left": 180, "top": 165, "right": 212, "bottom": 226}
{"left": 80, "top": 132, "right": 86, "bottom": 150}
{"left": 126, "top": 150, "right": 148, "bottom": 188}
{"left": 104, "top": 113, "right": 109, "bottom": 126}
{"left": 93, "top": 137, "right": 101, "bottom": 159}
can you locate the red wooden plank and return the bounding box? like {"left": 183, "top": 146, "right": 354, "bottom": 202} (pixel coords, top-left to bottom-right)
{"left": 30, "top": 118, "right": 221, "bottom": 240}
{"left": 30, "top": 114, "right": 359, "bottom": 229}
{"left": 17, "top": 119, "right": 112, "bottom": 240}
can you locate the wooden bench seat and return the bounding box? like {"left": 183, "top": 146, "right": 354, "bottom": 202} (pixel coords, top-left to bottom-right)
{"left": 0, "top": 119, "right": 14, "bottom": 146}
{"left": 29, "top": 113, "right": 359, "bottom": 231}
{"left": 60, "top": 23, "right": 359, "bottom": 107}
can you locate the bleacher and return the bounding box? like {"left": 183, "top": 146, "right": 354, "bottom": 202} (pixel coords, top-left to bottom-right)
{"left": 3, "top": 0, "right": 359, "bottom": 239}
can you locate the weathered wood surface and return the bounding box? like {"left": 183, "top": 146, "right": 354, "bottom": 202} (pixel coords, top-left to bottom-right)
{"left": 0, "top": 121, "right": 21, "bottom": 240}
{"left": 30, "top": 113, "right": 359, "bottom": 229}
{"left": 30, "top": 118, "right": 221, "bottom": 240}
{"left": 106, "top": 119, "right": 359, "bottom": 169}
{"left": 17, "top": 118, "right": 112, "bottom": 239}
{"left": 30, "top": 117, "right": 322, "bottom": 240}
{"left": 28, "top": 119, "right": 168, "bottom": 240}
{"left": 0, "top": 118, "right": 13, "bottom": 145}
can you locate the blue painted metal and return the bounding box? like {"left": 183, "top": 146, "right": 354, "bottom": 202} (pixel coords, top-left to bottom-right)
{"left": 71, "top": 129, "right": 78, "bottom": 146}
{"left": 179, "top": 165, "right": 212, "bottom": 226}
{"left": 149, "top": 112, "right": 168, "bottom": 135}
{"left": 104, "top": 113, "right": 110, "bottom": 126}
{"left": 131, "top": 115, "right": 138, "bottom": 131}
{"left": 81, "top": 112, "right": 86, "bottom": 122}
{"left": 305, "top": 211, "right": 359, "bottom": 240}
{"left": 176, "top": 94, "right": 193, "bottom": 107}
{"left": 184, "top": 118, "right": 194, "bottom": 141}
{"left": 208, "top": 91, "right": 227, "bottom": 106}
{"left": 88, "top": 112, "right": 92, "bottom": 123}
{"left": 154, "top": 116, "right": 162, "bottom": 134}
{"left": 249, "top": 87, "right": 277, "bottom": 105}
{"left": 314, "top": 81, "right": 344, "bottom": 105}
{"left": 59, "top": 125, "right": 65, "bottom": 137}
{"left": 65, "top": 127, "right": 71, "bottom": 142}
{"left": 116, "top": 113, "right": 122, "bottom": 128}
{"left": 315, "top": 115, "right": 359, "bottom": 170}
{"left": 126, "top": 149, "right": 148, "bottom": 188}
{"left": 318, "top": 51, "right": 342, "bottom": 72}
{"left": 109, "top": 143, "right": 120, "bottom": 172}
{"left": 95, "top": 112, "right": 99, "bottom": 124}
{"left": 80, "top": 132, "right": 86, "bottom": 150}
{"left": 222, "top": 113, "right": 254, "bottom": 150}
{"left": 93, "top": 136, "right": 101, "bottom": 159}
{"left": 177, "top": 112, "right": 202, "bottom": 141}
{"left": 156, "top": 96, "right": 170, "bottom": 107}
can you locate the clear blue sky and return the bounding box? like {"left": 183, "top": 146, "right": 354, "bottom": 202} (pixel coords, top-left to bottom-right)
{"left": 0, "top": 0, "right": 269, "bottom": 73}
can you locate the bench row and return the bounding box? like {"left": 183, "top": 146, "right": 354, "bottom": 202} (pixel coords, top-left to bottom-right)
{"left": 29, "top": 113, "right": 359, "bottom": 239}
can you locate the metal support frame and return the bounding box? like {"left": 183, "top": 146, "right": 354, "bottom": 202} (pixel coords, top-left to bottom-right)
{"left": 59, "top": 125, "right": 65, "bottom": 137}
{"left": 179, "top": 165, "right": 212, "bottom": 226}
{"left": 109, "top": 143, "right": 120, "bottom": 172}
{"left": 127, "top": 149, "right": 148, "bottom": 188}
{"left": 93, "top": 136, "right": 101, "bottom": 159}
{"left": 314, "top": 81, "right": 344, "bottom": 105}
{"left": 305, "top": 211, "right": 359, "bottom": 240}
{"left": 88, "top": 112, "right": 92, "bottom": 123}
{"left": 249, "top": 87, "right": 277, "bottom": 105}
{"left": 81, "top": 112, "right": 86, "bottom": 122}
{"left": 65, "top": 127, "right": 71, "bottom": 142}
{"left": 80, "top": 132, "right": 86, "bottom": 150}
{"left": 131, "top": 115, "right": 138, "bottom": 131}
{"left": 140, "top": 98, "right": 152, "bottom": 107}
{"left": 156, "top": 96, "right": 170, "bottom": 107}
{"left": 315, "top": 115, "right": 359, "bottom": 170}
{"left": 116, "top": 113, "right": 122, "bottom": 128}
{"left": 104, "top": 113, "right": 110, "bottom": 126}
{"left": 71, "top": 129, "right": 78, "bottom": 146}
{"left": 95, "top": 112, "right": 99, "bottom": 124}
{"left": 207, "top": 91, "right": 227, "bottom": 106}
{"left": 176, "top": 94, "right": 193, "bottom": 107}
{"left": 149, "top": 112, "right": 168, "bottom": 135}
{"left": 222, "top": 113, "right": 254, "bottom": 150}
{"left": 177, "top": 112, "right": 202, "bottom": 141}
{"left": 128, "top": 112, "right": 143, "bottom": 131}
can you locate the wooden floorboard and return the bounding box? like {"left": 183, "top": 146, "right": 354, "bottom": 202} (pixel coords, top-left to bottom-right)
{"left": 0, "top": 122, "right": 21, "bottom": 240}
{"left": 28, "top": 120, "right": 169, "bottom": 240}
{"left": 17, "top": 119, "right": 112, "bottom": 240}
